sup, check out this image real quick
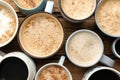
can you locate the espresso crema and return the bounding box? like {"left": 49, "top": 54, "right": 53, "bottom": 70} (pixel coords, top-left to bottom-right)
{"left": 61, "top": 0, "right": 96, "bottom": 20}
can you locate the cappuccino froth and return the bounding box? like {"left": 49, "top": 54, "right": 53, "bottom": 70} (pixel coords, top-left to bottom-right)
{"left": 38, "top": 65, "right": 70, "bottom": 80}
{"left": 0, "top": 5, "right": 16, "bottom": 45}
{"left": 16, "top": 0, "right": 41, "bottom": 9}
{"left": 96, "top": 0, "right": 120, "bottom": 36}
{"left": 19, "top": 13, "right": 63, "bottom": 57}
{"left": 67, "top": 31, "right": 103, "bottom": 66}
{"left": 61, "top": 0, "right": 96, "bottom": 20}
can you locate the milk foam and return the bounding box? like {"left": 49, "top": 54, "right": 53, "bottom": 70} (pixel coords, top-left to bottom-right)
{"left": 96, "top": 0, "right": 120, "bottom": 36}
{"left": 0, "top": 5, "right": 16, "bottom": 44}
{"left": 68, "top": 31, "right": 103, "bottom": 66}
{"left": 61, "top": 0, "right": 96, "bottom": 20}
{"left": 16, "top": 0, "right": 40, "bottom": 9}
{"left": 38, "top": 65, "right": 70, "bottom": 80}
{"left": 19, "top": 13, "right": 63, "bottom": 57}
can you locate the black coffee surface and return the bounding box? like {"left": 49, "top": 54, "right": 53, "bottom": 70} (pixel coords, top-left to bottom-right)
{"left": 115, "top": 39, "right": 120, "bottom": 55}
{"left": 89, "top": 69, "right": 120, "bottom": 80}
{"left": 0, "top": 57, "right": 28, "bottom": 80}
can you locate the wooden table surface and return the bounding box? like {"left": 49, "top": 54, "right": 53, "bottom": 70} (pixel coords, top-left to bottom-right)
{"left": 1, "top": 0, "right": 120, "bottom": 80}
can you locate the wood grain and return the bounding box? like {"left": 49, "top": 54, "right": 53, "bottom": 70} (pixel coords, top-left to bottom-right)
{"left": 1, "top": 0, "right": 120, "bottom": 80}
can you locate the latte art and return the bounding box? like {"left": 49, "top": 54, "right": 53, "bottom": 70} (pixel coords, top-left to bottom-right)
{"left": 0, "top": 5, "right": 16, "bottom": 44}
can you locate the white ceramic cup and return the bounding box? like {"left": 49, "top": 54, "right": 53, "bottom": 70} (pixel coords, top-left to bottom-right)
{"left": 0, "top": 1, "right": 19, "bottom": 47}
{"left": 112, "top": 38, "right": 120, "bottom": 59}
{"left": 82, "top": 66, "right": 120, "bottom": 80}
{"left": 0, "top": 51, "right": 36, "bottom": 80}
{"left": 66, "top": 29, "right": 115, "bottom": 67}
{"left": 35, "top": 56, "right": 72, "bottom": 80}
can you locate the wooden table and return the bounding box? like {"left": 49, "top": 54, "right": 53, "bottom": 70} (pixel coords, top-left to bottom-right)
{"left": 2, "top": 0, "right": 120, "bottom": 80}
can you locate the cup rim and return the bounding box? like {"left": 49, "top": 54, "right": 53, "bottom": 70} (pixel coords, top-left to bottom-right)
{"left": 1, "top": 52, "right": 30, "bottom": 80}
{"left": 13, "top": 0, "right": 43, "bottom": 10}
{"left": 18, "top": 12, "right": 64, "bottom": 59}
{"left": 0, "top": 1, "right": 19, "bottom": 47}
{"left": 85, "top": 66, "right": 120, "bottom": 80}
{"left": 65, "top": 29, "right": 104, "bottom": 67}
{"left": 112, "top": 38, "right": 120, "bottom": 59}
{"left": 95, "top": 0, "right": 120, "bottom": 38}
{"left": 58, "top": 0, "right": 97, "bottom": 22}
{"left": 35, "top": 63, "right": 73, "bottom": 80}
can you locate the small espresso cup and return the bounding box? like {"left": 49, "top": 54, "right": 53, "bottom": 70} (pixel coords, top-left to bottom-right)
{"left": 18, "top": 1, "right": 64, "bottom": 59}
{"left": 13, "top": 0, "right": 47, "bottom": 15}
{"left": 82, "top": 66, "right": 120, "bottom": 80}
{"left": 35, "top": 56, "right": 72, "bottom": 80}
{"left": 66, "top": 29, "right": 115, "bottom": 68}
{"left": 112, "top": 38, "right": 120, "bottom": 59}
{"left": 58, "top": 0, "right": 97, "bottom": 23}
{"left": 0, "top": 1, "right": 19, "bottom": 47}
{"left": 0, "top": 51, "right": 36, "bottom": 80}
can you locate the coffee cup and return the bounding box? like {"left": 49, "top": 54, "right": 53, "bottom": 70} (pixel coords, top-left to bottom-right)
{"left": 0, "top": 1, "right": 19, "bottom": 47}
{"left": 65, "top": 29, "right": 115, "bottom": 67}
{"left": 13, "top": 0, "right": 47, "bottom": 15}
{"left": 95, "top": 0, "right": 120, "bottom": 37}
{"left": 35, "top": 56, "right": 72, "bottom": 80}
{"left": 112, "top": 38, "right": 120, "bottom": 59}
{"left": 0, "top": 51, "right": 36, "bottom": 80}
{"left": 18, "top": 1, "right": 64, "bottom": 59}
{"left": 58, "top": 0, "right": 96, "bottom": 23}
{"left": 82, "top": 66, "right": 120, "bottom": 80}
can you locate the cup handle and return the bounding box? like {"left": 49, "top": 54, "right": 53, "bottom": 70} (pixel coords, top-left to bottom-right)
{"left": 58, "top": 56, "right": 65, "bottom": 65}
{"left": 100, "top": 54, "right": 115, "bottom": 67}
{"left": 0, "top": 50, "right": 5, "bottom": 61}
{"left": 44, "top": 0, "right": 54, "bottom": 14}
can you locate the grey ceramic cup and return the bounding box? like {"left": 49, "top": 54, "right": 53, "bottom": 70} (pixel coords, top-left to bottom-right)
{"left": 58, "top": 0, "right": 97, "bottom": 23}
{"left": 13, "top": 0, "right": 47, "bottom": 15}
